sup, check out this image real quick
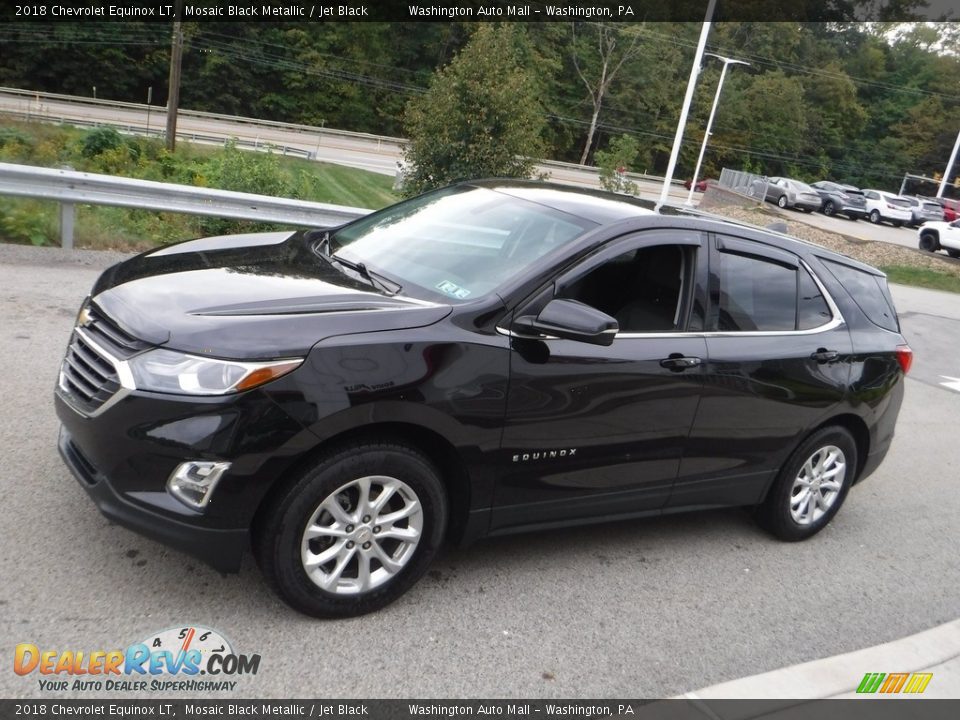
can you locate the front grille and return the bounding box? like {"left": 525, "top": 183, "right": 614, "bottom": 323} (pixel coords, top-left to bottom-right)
{"left": 58, "top": 306, "right": 149, "bottom": 414}
{"left": 60, "top": 330, "right": 122, "bottom": 413}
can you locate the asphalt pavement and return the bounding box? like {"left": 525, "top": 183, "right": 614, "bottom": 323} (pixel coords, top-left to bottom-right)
{"left": 0, "top": 243, "right": 957, "bottom": 700}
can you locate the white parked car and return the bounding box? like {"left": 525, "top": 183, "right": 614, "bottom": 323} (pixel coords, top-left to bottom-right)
{"left": 862, "top": 189, "right": 912, "bottom": 227}
{"left": 918, "top": 219, "right": 960, "bottom": 258}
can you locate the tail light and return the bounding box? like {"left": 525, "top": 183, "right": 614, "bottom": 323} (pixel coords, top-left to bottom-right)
{"left": 895, "top": 344, "right": 913, "bottom": 375}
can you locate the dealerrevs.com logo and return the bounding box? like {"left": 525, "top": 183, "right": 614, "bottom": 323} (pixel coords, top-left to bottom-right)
{"left": 14, "top": 626, "right": 261, "bottom": 693}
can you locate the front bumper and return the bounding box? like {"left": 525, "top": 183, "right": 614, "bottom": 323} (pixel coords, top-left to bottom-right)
{"left": 54, "top": 377, "right": 317, "bottom": 573}
{"left": 59, "top": 428, "right": 247, "bottom": 572}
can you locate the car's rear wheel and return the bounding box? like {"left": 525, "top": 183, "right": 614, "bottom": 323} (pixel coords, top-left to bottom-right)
{"left": 919, "top": 232, "right": 940, "bottom": 252}
{"left": 777, "top": 195, "right": 788, "bottom": 208}
{"left": 869, "top": 210, "right": 881, "bottom": 224}
{"left": 947, "top": 249, "right": 960, "bottom": 259}
{"left": 823, "top": 200, "right": 836, "bottom": 216}
{"left": 757, "top": 426, "right": 857, "bottom": 541}
{"left": 255, "top": 441, "right": 447, "bottom": 617}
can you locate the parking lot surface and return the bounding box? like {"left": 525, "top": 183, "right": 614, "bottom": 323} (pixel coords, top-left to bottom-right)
{"left": 1, "top": 244, "right": 958, "bottom": 699}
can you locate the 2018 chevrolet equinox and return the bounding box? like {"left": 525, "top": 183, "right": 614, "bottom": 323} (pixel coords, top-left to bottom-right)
{"left": 56, "top": 181, "right": 911, "bottom": 617}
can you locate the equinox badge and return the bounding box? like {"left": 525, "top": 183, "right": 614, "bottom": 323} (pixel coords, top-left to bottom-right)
{"left": 512, "top": 449, "right": 578, "bottom": 463}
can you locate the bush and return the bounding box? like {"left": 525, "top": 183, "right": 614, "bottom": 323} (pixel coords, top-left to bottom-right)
{"left": 79, "top": 127, "right": 125, "bottom": 158}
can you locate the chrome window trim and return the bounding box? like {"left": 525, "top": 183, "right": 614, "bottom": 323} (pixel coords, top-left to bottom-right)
{"left": 496, "top": 259, "right": 844, "bottom": 341}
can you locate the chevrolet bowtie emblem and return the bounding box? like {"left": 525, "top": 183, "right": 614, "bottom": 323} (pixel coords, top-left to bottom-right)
{"left": 76, "top": 307, "right": 93, "bottom": 328}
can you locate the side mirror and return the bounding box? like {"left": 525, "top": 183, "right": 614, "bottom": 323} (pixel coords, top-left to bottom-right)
{"left": 513, "top": 298, "right": 618, "bottom": 346}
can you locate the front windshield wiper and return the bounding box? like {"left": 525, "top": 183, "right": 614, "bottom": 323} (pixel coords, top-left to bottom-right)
{"left": 311, "top": 232, "right": 401, "bottom": 296}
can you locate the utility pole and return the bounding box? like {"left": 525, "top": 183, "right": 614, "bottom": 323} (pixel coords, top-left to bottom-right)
{"left": 657, "top": 0, "right": 717, "bottom": 209}
{"left": 165, "top": 11, "right": 184, "bottom": 152}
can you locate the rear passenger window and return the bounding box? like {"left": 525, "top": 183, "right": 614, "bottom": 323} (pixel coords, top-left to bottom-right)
{"left": 821, "top": 259, "right": 899, "bottom": 332}
{"left": 717, "top": 252, "right": 833, "bottom": 332}
{"left": 798, "top": 267, "right": 832, "bottom": 329}
{"left": 718, "top": 253, "right": 796, "bottom": 331}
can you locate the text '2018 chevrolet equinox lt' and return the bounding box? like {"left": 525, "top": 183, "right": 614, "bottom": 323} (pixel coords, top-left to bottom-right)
{"left": 56, "top": 181, "right": 911, "bottom": 617}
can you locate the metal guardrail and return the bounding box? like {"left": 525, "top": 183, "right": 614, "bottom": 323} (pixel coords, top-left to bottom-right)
{"left": 0, "top": 162, "right": 371, "bottom": 249}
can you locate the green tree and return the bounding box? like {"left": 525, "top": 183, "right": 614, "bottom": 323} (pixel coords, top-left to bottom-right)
{"left": 595, "top": 134, "right": 642, "bottom": 194}
{"left": 401, "top": 24, "right": 546, "bottom": 196}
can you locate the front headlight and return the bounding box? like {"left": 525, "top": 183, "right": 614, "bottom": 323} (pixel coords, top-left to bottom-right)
{"left": 127, "top": 349, "right": 303, "bottom": 396}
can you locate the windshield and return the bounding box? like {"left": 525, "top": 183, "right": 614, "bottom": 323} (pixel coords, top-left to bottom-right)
{"left": 330, "top": 186, "right": 593, "bottom": 302}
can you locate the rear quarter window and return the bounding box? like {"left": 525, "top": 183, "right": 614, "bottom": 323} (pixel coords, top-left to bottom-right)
{"left": 821, "top": 259, "right": 899, "bottom": 332}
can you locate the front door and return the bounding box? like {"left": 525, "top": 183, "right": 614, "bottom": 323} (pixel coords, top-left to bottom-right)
{"left": 492, "top": 230, "right": 709, "bottom": 532}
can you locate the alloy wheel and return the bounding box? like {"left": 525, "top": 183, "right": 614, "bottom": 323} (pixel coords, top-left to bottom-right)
{"left": 300, "top": 475, "right": 423, "bottom": 594}
{"left": 789, "top": 445, "right": 846, "bottom": 526}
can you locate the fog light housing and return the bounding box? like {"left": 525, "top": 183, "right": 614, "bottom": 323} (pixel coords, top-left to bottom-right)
{"left": 167, "top": 461, "right": 231, "bottom": 510}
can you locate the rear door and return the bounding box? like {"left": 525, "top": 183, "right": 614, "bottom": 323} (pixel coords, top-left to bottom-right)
{"left": 672, "top": 234, "right": 853, "bottom": 509}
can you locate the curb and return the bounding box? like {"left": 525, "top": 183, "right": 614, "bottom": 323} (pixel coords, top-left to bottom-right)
{"left": 682, "top": 619, "right": 960, "bottom": 700}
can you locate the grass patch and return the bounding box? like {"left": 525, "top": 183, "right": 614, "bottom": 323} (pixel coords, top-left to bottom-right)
{"left": 0, "top": 118, "right": 398, "bottom": 250}
{"left": 881, "top": 265, "right": 960, "bottom": 293}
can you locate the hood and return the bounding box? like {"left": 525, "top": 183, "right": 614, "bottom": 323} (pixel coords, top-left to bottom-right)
{"left": 90, "top": 231, "right": 451, "bottom": 359}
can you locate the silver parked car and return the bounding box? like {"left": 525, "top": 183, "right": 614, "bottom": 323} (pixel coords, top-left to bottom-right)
{"left": 751, "top": 177, "right": 823, "bottom": 212}
{"left": 904, "top": 196, "right": 945, "bottom": 228}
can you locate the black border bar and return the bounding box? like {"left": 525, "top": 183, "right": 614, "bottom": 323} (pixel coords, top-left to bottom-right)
{"left": 3, "top": 0, "right": 958, "bottom": 23}
{"left": 2, "top": 699, "right": 959, "bottom": 720}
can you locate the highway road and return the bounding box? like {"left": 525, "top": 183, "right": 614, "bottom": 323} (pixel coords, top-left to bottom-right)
{"left": 0, "top": 89, "right": 715, "bottom": 204}
{"left": 0, "top": 243, "right": 957, "bottom": 700}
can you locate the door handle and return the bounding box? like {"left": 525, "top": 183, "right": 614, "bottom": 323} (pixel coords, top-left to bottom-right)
{"left": 810, "top": 348, "right": 840, "bottom": 363}
{"left": 660, "top": 355, "right": 702, "bottom": 371}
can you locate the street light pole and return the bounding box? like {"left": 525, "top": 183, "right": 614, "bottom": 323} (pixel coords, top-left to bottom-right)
{"left": 685, "top": 54, "right": 750, "bottom": 206}
{"left": 657, "top": 0, "right": 716, "bottom": 209}
{"left": 937, "top": 129, "right": 960, "bottom": 199}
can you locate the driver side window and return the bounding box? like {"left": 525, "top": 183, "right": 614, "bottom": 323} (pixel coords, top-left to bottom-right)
{"left": 559, "top": 244, "right": 690, "bottom": 333}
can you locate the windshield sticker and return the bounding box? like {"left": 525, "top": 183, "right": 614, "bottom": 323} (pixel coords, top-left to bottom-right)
{"left": 436, "top": 280, "right": 471, "bottom": 299}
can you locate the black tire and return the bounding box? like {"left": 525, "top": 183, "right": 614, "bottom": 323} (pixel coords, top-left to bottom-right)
{"left": 756, "top": 426, "right": 857, "bottom": 542}
{"left": 893, "top": 221, "right": 903, "bottom": 228}
{"left": 254, "top": 441, "right": 448, "bottom": 618}
{"left": 919, "top": 232, "right": 940, "bottom": 252}
{"left": 822, "top": 200, "right": 836, "bottom": 216}
{"left": 869, "top": 210, "right": 880, "bottom": 224}
{"left": 777, "top": 195, "right": 788, "bottom": 208}
{"left": 947, "top": 249, "right": 960, "bottom": 259}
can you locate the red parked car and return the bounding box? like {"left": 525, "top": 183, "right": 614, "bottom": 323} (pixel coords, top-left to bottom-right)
{"left": 684, "top": 178, "right": 713, "bottom": 192}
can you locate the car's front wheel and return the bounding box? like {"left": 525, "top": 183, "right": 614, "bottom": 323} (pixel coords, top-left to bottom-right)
{"left": 919, "top": 232, "right": 940, "bottom": 252}
{"left": 822, "top": 200, "right": 836, "bottom": 216}
{"left": 757, "top": 426, "right": 857, "bottom": 541}
{"left": 869, "top": 210, "right": 881, "bottom": 224}
{"left": 255, "top": 441, "right": 447, "bottom": 617}
{"left": 777, "top": 195, "right": 788, "bottom": 208}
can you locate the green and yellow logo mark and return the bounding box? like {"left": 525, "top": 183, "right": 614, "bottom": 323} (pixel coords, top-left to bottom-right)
{"left": 857, "top": 672, "right": 933, "bottom": 694}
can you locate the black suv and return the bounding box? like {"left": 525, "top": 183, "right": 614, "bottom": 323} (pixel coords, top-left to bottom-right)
{"left": 56, "top": 181, "right": 911, "bottom": 617}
